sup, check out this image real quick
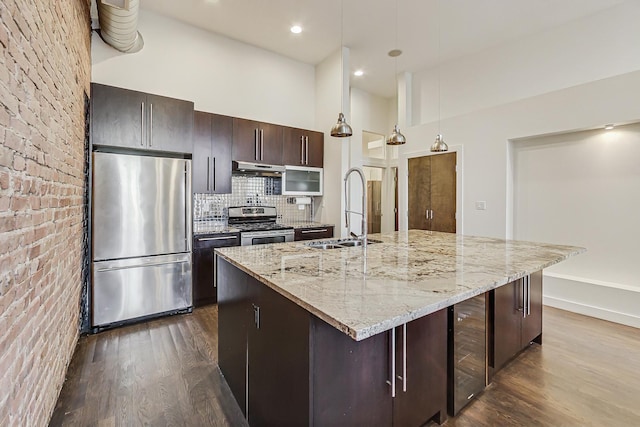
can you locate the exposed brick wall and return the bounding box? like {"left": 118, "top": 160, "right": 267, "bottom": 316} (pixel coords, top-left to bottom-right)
{"left": 0, "top": 1, "right": 90, "bottom": 425}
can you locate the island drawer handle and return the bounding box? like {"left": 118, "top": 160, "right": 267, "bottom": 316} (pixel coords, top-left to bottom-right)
{"left": 301, "top": 229, "right": 328, "bottom": 233}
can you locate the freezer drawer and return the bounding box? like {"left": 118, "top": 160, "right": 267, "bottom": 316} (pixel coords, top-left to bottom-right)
{"left": 92, "top": 253, "right": 192, "bottom": 327}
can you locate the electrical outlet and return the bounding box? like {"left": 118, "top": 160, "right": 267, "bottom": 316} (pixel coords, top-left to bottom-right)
{"left": 475, "top": 201, "right": 487, "bottom": 210}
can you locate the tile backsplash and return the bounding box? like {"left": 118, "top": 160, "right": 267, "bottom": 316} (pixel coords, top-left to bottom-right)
{"left": 194, "top": 176, "right": 313, "bottom": 222}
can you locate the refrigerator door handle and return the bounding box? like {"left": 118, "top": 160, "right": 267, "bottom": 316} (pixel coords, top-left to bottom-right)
{"left": 185, "top": 162, "right": 192, "bottom": 252}
{"left": 96, "top": 260, "right": 183, "bottom": 272}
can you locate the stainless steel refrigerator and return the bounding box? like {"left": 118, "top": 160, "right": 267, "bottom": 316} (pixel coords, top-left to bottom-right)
{"left": 91, "top": 152, "right": 192, "bottom": 328}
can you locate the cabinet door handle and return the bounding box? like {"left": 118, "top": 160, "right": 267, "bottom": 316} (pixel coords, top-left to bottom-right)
{"left": 252, "top": 304, "right": 260, "bottom": 329}
{"left": 386, "top": 327, "right": 396, "bottom": 398}
{"left": 301, "top": 136, "right": 305, "bottom": 164}
{"left": 254, "top": 128, "right": 259, "bottom": 160}
{"left": 213, "top": 254, "right": 217, "bottom": 288}
{"left": 522, "top": 278, "right": 527, "bottom": 318}
{"left": 305, "top": 136, "right": 309, "bottom": 165}
{"left": 426, "top": 209, "right": 429, "bottom": 221}
{"left": 206, "top": 157, "right": 210, "bottom": 191}
{"left": 527, "top": 275, "right": 531, "bottom": 316}
{"left": 402, "top": 323, "right": 407, "bottom": 392}
{"left": 149, "top": 103, "right": 153, "bottom": 146}
{"left": 260, "top": 128, "right": 264, "bottom": 161}
{"left": 140, "top": 102, "right": 145, "bottom": 146}
{"left": 430, "top": 209, "right": 434, "bottom": 220}
{"left": 212, "top": 157, "right": 216, "bottom": 191}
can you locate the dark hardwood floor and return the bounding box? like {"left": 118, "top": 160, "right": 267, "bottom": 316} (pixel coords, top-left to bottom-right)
{"left": 50, "top": 306, "right": 640, "bottom": 426}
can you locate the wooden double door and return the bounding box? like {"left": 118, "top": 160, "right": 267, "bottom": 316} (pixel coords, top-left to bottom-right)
{"left": 408, "top": 152, "right": 456, "bottom": 233}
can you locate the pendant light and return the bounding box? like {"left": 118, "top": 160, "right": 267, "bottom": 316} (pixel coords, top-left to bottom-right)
{"left": 330, "top": 0, "right": 353, "bottom": 138}
{"left": 431, "top": 0, "right": 448, "bottom": 152}
{"left": 386, "top": 0, "right": 406, "bottom": 145}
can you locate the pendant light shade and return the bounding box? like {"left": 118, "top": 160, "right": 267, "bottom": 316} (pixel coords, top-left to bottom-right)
{"left": 331, "top": 112, "right": 353, "bottom": 137}
{"left": 432, "top": 0, "right": 448, "bottom": 152}
{"left": 431, "top": 134, "right": 448, "bottom": 152}
{"left": 331, "top": 0, "right": 352, "bottom": 138}
{"left": 387, "top": 0, "right": 406, "bottom": 145}
{"left": 386, "top": 124, "right": 406, "bottom": 145}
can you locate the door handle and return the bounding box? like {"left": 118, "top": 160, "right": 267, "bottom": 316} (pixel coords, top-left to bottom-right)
{"left": 305, "top": 136, "right": 309, "bottom": 165}
{"left": 197, "top": 236, "right": 238, "bottom": 242}
{"left": 206, "top": 157, "right": 210, "bottom": 191}
{"left": 386, "top": 327, "right": 396, "bottom": 398}
{"left": 522, "top": 278, "right": 527, "bottom": 318}
{"left": 252, "top": 304, "right": 260, "bottom": 329}
{"left": 430, "top": 209, "right": 434, "bottom": 220}
{"left": 149, "top": 103, "right": 153, "bottom": 146}
{"left": 212, "top": 157, "right": 216, "bottom": 191}
{"left": 140, "top": 102, "right": 145, "bottom": 146}
{"left": 260, "top": 129, "right": 264, "bottom": 161}
{"left": 402, "top": 323, "right": 407, "bottom": 392}
{"left": 254, "top": 128, "right": 259, "bottom": 160}
{"left": 301, "top": 136, "right": 305, "bottom": 164}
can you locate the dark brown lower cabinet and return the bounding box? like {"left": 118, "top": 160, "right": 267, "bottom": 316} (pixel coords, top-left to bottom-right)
{"left": 217, "top": 258, "right": 448, "bottom": 426}
{"left": 192, "top": 233, "right": 239, "bottom": 307}
{"left": 491, "top": 270, "right": 543, "bottom": 373}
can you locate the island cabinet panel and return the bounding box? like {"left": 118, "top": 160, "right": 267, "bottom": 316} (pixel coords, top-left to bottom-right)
{"left": 218, "top": 258, "right": 448, "bottom": 426}
{"left": 233, "top": 118, "right": 283, "bottom": 165}
{"left": 491, "top": 271, "right": 543, "bottom": 373}
{"left": 310, "top": 318, "right": 393, "bottom": 426}
{"left": 294, "top": 226, "right": 334, "bottom": 241}
{"left": 282, "top": 127, "right": 324, "bottom": 167}
{"left": 193, "top": 112, "right": 233, "bottom": 194}
{"left": 217, "top": 257, "right": 310, "bottom": 425}
{"left": 392, "top": 308, "right": 448, "bottom": 426}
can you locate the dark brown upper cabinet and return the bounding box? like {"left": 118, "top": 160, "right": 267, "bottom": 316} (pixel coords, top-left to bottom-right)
{"left": 193, "top": 111, "right": 233, "bottom": 194}
{"left": 91, "top": 83, "right": 194, "bottom": 154}
{"left": 282, "top": 127, "right": 324, "bottom": 168}
{"left": 232, "top": 118, "right": 282, "bottom": 165}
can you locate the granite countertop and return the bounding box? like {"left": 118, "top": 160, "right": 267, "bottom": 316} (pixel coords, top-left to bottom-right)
{"left": 216, "top": 230, "right": 584, "bottom": 341}
{"left": 280, "top": 221, "right": 335, "bottom": 229}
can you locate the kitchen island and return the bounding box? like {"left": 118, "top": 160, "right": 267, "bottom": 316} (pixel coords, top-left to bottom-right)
{"left": 215, "top": 230, "right": 584, "bottom": 426}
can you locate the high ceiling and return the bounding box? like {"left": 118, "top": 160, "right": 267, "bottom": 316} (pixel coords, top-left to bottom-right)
{"left": 138, "top": 0, "right": 625, "bottom": 98}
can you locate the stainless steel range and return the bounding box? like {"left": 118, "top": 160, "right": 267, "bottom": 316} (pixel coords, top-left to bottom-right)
{"left": 228, "top": 206, "right": 294, "bottom": 246}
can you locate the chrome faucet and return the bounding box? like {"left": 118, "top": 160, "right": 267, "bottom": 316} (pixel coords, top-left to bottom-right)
{"left": 344, "top": 167, "right": 367, "bottom": 250}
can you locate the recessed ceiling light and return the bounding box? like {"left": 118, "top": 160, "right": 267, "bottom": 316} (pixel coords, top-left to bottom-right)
{"left": 353, "top": 70, "right": 364, "bottom": 77}
{"left": 604, "top": 124, "right": 614, "bottom": 130}
{"left": 204, "top": 0, "right": 220, "bottom": 4}
{"left": 290, "top": 25, "right": 302, "bottom": 34}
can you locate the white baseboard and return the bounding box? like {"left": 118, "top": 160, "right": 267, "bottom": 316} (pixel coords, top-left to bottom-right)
{"left": 543, "top": 274, "right": 640, "bottom": 329}
{"left": 543, "top": 295, "right": 640, "bottom": 328}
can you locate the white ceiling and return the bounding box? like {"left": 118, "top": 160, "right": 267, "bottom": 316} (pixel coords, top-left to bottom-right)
{"left": 139, "top": 0, "right": 625, "bottom": 98}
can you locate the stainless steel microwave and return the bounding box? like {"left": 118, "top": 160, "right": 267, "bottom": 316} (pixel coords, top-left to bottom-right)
{"left": 282, "top": 165, "right": 323, "bottom": 196}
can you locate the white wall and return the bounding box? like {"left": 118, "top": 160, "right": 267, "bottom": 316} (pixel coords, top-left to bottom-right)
{"left": 92, "top": 9, "right": 317, "bottom": 129}
{"left": 398, "top": 2, "right": 640, "bottom": 329}
{"left": 513, "top": 123, "right": 640, "bottom": 326}
{"left": 412, "top": 1, "right": 640, "bottom": 125}
{"left": 315, "top": 47, "right": 350, "bottom": 233}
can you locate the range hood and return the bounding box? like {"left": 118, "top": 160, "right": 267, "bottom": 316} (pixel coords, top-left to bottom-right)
{"left": 232, "top": 161, "right": 285, "bottom": 177}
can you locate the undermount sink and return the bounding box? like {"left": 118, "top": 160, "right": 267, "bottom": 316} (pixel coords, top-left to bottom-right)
{"left": 305, "top": 238, "right": 381, "bottom": 249}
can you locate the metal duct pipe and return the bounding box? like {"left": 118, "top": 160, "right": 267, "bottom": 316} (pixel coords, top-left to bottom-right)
{"left": 97, "top": 0, "right": 144, "bottom": 53}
